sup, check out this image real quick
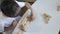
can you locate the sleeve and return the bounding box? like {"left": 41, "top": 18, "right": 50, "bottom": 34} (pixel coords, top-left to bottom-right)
{"left": 0, "top": 22, "right": 4, "bottom": 33}
{"left": 4, "top": 18, "right": 15, "bottom": 27}
{"left": 16, "top": 1, "right": 25, "bottom": 8}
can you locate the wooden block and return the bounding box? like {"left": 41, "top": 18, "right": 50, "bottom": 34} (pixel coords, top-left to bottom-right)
{"left": 19, "top": 17, "right": 29, "bottom": 32}
{"left": 57, "top": 5, "right": 60, "bottom": 11}
{"left": 42, "top": 13, "right": 51, "bottom": 24}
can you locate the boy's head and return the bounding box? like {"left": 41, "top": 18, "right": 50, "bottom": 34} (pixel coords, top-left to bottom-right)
{"left": 1, "top": 0, "right": 21, "bottom": 17}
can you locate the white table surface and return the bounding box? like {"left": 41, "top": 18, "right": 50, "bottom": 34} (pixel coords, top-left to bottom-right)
{"left": 24, "top": 0, "right": 60, "bottom": 34}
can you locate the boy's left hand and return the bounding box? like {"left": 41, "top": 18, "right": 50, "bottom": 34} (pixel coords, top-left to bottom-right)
{"left": 27, "top": 12, "right": 35, "bottom": 22}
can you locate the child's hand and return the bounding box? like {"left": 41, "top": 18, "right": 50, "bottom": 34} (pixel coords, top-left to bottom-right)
{"left": 12, "top": 20, "right": 17, "bottom": 29}
{"left": 27, "top": 12, "right": 35, "bottom": 22}
{"left": 25, "top": 2, "right": 35, "bottom": 22}
{"left": 4, "top": 20, "right": 17, "bottom": 31}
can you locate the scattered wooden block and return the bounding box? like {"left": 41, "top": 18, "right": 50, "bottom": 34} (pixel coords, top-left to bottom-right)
{"left": 42, "top": 13, "right": 51, "bottom": 24}
{"left": 57, "top": 5, "right": 60, "bottom": 11}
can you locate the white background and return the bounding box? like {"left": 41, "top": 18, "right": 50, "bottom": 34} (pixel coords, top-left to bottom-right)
{"left": 24, "top": 0, "right": 60, "bottom": 34}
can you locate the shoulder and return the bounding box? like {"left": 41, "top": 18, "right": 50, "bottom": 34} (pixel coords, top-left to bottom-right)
{"left": 0, "top": 12, "right": 3, "bottom": 18}
{"left": 0, "top": 16, "right": 15, "bottom": 27}
{"left": 15, "top": 1, "right": 25, "bottom": 8}
{"left": 0, "top": 12, "right": 4, "bottom": 32}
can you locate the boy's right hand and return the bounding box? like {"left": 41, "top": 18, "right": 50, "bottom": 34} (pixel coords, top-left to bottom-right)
{"left": 12, "top": 20, "right": 17, "bottom": 29}
{"left": 4, "top": 20, "right": 17, "bottom": 31}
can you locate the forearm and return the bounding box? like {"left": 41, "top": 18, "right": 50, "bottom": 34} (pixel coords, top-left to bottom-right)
{"left": 4, "top": 20, "right": 17, "bottom": 31}
{"left": 4, "top": 26, "right": 13, "bottom": 31}
{"left": 25, "top": 2, "right": 33, "bottom": 16}
{"left": 25, "top": 2, "right": 35, "bottom": 22}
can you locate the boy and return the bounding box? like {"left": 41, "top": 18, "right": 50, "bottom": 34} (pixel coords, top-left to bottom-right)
{"left": 0, "top": 0, "right": 35, "bottom": 34}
